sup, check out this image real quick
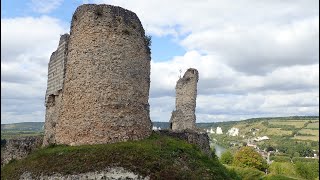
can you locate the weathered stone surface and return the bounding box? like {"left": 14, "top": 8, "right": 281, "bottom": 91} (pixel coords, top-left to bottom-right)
{"left": 20, "top": 167, "right": 149, "bottom": 180}
{"left": 1, "top": 136, "right": 43, "bottom": 166}
{"left": 43, "top": 34, "right": 69, "bottom": 146}
{"left": 53, "top": 4, "right": 152, "bottom": 145}
{"left": 156, "top": 129, "right": 211, "bottom": 157}
{"left": 44, "top": 34, "right": 69, "bottom": 103}
{"left": 170, "top": 68, "right": 199, "bottom": 131}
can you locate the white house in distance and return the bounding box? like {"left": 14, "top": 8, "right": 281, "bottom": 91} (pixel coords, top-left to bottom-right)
{"left": 152, "top": 126, "right": 161, "bottom": 131}
{"left": 216, "top": 127, "right": 223, "bottom": 134}
{"left": 253, "top": 136, "right": 270, "bottom": 142}
{"left": 206, "top": 128, "right": 215, "bottom": 134}
{"left": 227, "top": 127, "right": 239, "bottom": 136}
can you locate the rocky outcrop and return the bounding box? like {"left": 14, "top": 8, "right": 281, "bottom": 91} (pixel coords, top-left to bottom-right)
{"left": 52, "top": 4, "right": 152, "bottom": 146}
{"left": 20, "top": 167, "right": 149, "bottom": 180}
{"left": 1, "top": 136, "right": 43, "bottom": 166}
{"left": 156, "top": 129, "right": 211, "bottom": 157}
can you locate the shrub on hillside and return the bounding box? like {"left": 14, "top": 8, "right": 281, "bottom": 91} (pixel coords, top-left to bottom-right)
{"left": 233, "top": 146, "right": 268, "bottom": 171}
{"left": 268, "top": 162, "right": 297, "bottom": 177}
{"left": 292, "top": 157, "right": 319, "bottom": 163}
{"left": 220, "top": 150, "right": 234, "bottom": 165}
{"left": 228, "top": 166, "right": 265, "bottom": 180}
{"left": 270, "top": 156, "right": 291, "bottom": 162}
{"left": 295, "top": 162, "right": 319, "bottom": 180}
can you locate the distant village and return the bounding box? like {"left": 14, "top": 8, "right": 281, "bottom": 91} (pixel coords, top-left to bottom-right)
{"left": 203, "top": 126, "right": 319, "bottom": 163}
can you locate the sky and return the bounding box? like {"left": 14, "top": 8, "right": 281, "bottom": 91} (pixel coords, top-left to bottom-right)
{"left": 1, "top": 0, "right": 319, "bottom": 124}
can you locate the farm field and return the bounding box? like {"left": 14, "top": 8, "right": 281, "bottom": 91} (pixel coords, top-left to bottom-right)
{"left": 268, "top": 120, "right": 307, "bottom": 128}
{"left": 265, "top": 128, "right": 292, "bottom": 136}
{"left": 305, "top": 121, "right": 319, "bottom": 129}
{"left": 298, "top": 129, "right": 319, "bottom": 136}
{"left": 292, "top": 136, "right": 319, "bottom": 141}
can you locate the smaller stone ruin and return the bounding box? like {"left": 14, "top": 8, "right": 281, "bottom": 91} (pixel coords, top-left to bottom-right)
{"left": 170, "top": 68, "right": 199, "bottom": 131}
{"left": 1, "top": 136, "right": 43, "bottom": 166}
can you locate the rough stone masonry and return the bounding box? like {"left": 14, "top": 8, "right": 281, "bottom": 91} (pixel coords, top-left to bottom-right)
{"left": 170, "top": 68, "right": 199, "bottom": 131}
{"left": 44, "top": 4, "right": 152, "bottom": 146}
{"left": 43, "top": 34, "right": 69, "bottom": 146}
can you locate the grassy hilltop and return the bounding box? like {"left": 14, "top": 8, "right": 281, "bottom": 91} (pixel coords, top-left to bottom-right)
{"left": 1, "top": 133, "right": 235, "bottom": 179}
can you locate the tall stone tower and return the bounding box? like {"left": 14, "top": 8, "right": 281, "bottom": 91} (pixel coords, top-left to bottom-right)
{"left": 170, "top": 68, "right": 199, "bottom": 131}
{"left": 44, "top": 4, "right": 152, "bottom": 146}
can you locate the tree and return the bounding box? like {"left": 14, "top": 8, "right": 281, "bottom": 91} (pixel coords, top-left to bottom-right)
{"left": 233, "top": 146, "right": 268, "bottom": 171}
{"left": 220, "top": 150, "right": 234, "bottom": 165}
{"left": 295, "top": 162, "right": 319, "bottom": 180}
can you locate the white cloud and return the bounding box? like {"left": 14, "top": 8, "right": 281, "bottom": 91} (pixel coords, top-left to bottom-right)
{"left": 181, "top": 16, "right": 319, "bottom": 74}
{"left": 150, "top": 50, "right": 319, "bottom": 122}
{"left": 1, "top": 16, "right": 68, "bottom": 124}
{"left": 95, "top": 0, "right": 318, "bottom": 74}
{"left": 30, "top": 0, "right": 64, "bottom": 14}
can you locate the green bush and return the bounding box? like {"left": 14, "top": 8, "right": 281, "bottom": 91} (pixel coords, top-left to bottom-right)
{"left": 233, "top": 146, "right": 268, "bottom": 171}
{"left": 220, "top": 150, "right": 234, "bottom": 165}
{"left": 262, "top": 174, "right": 297, "bottom": 180}
{"left": 268, "top": 162, "right": 297, "bottom": 177}
{"left": 292, "top": 157, "right": 319, "bottom": 163}
{"left": 227, "top": 166, "right": 265, "bottom": 180}
{"left": 270, "top": 156, "right": 291, "bottom": 162}
{"left": 295, "top": 162, "right": 319, "bottom": 180}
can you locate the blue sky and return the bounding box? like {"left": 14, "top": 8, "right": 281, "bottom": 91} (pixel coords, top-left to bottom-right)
{"left": 1, "top": 0, "right": 319, "bottom": 124}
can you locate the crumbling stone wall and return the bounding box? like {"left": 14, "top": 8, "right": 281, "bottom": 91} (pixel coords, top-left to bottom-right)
{"left": 156, "top": 130, "right": 211, "bottom": 157}
{"left": 44, "top": 34, "right": 69, "bottom": 103}
{"left": 1, "top": 136, "right": 43, "bottom": 166}
{"left": 43, "top": 34, "right": 69, "bottom": 146}
{"left": 170, "top": 68, "right": 199, "bottom": 131}
{"left": 54, "top": 4, "right": 152, "bottom": 145}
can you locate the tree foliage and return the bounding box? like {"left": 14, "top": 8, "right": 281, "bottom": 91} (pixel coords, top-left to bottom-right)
{"left": 233, "top": 146, "right": 268, "bottom": 171}
{"left": 220, "top": 150, "right": 234, "bottom": 165}
{"left": 295, "top": 162, "right": 319, "bottom": 180}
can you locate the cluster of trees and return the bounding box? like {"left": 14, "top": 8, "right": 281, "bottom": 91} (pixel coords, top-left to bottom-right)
{"left": 220, "top": 146, "right": 268, "bottom": 171}
{"left": 220, "top": 146, "right": 319, "bottom": 180}
{"left": 277, "top": 141, "right": 314, "bottom": 157}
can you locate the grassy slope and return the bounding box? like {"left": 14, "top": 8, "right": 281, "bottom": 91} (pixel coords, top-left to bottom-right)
{"left": 1, "top": 133, "right": 234, "bottom": 180}
{"left": 1, "top": 122, "right": 44, "bottom": 140}
{"left": 208, "top": 117, "right": 319, "bottom": 149}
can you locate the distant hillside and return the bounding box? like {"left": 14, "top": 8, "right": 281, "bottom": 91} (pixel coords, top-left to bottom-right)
{"left": 203, "top": 116, "right": 319, "bottom": 153}
{"left": 1, "top": 122, "right": 44, "bottom": 140}
{"left": 1, "top": 122, "right": 44, "bottom": 131}
{"left": 3, "top": 116, "right": 318, "bottom": 132}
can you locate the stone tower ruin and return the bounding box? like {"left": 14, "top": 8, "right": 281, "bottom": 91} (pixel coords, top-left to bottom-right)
{"left": 43, "top": 4, "right": 152, "bottom": 146}
{"left": 170, "top": 68, "right": 199, "bottom": 131}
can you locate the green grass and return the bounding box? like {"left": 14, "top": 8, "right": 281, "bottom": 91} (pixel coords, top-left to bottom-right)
{"left": 268, "top": 162, "right": 298, "bottom": 178}
{"left": 1, "top": 131, "right": 43, "bottom": 140}
{"left": 298, "top": 129, "right": 319, "bottom": 136}
{"left": 292, "top": 136, "right": 319, "bottom": 141}
{"left": 225, "top": 165, "right": 265, "bottom": 180}
{"left": 305, "top": 122, "right": 319, "bottom": 129}
{"left": 265, "top": 128, "right": 292, "bottom": 136}
{"left": 262, "top": 174, "right": 300, "bottom": 180}
{"left": 1, "top": 133, "right": 234, "bottom": 180}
